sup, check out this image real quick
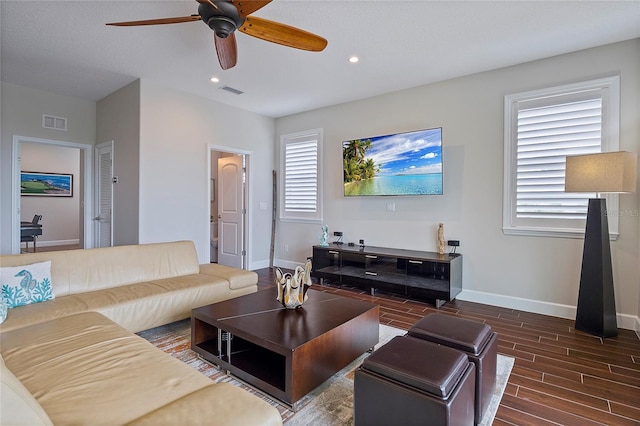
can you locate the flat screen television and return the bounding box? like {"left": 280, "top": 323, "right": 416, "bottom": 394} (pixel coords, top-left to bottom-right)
{"left": 342, "top": 127, "right": 443, "bottom": 196}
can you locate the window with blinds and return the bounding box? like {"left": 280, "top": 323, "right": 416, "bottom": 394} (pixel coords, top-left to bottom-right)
{"left": 280, "top": 129, "right": 323, "bottom": 222}
{"left": 516, "top": 96, "right": 601, "bottom": 220}
{"left": 503, "top": 76, "right": 620, "bottom": 238}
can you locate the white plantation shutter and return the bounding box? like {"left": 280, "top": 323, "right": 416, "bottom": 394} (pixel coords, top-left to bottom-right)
{"left": 504, "top": 77, "right": 620, "bottom": 238}
{"left": 285, "top": 141, "right": 318, "bottom": 212}
{"left": 280, "top": 129, "right": 323, "bottom": 222}
{"left": 516, "top": 97, "right": 601, "bottom": 219}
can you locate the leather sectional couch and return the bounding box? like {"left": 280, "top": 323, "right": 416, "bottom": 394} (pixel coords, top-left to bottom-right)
{"left": 0, "top": 240, "right": 282, "bottom": 425}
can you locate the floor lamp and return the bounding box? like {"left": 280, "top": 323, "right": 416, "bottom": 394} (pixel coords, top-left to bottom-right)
{"left": 564, "top": 151, "right": 637, "bottom": 338}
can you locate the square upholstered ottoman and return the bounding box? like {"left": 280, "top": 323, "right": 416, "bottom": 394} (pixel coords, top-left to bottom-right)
{"left": 408, "top": 313, "right": 497, "bottom": 424}
{"left": 354, "top": 335, "right": 475, "bottom": 426}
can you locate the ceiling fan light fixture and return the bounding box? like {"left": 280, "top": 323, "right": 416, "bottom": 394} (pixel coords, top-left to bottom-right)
{"left": 109, "top": 0, "right": 328, "bottom": 71}
{"left": 349, "top": 56, "right": 359, "bottom": 63}
{"left": 198, "top": 2, "right": 244, "bottom": 38}
{"left": 210, "top": 76, "right": 220, "bottom": 83}
{"left": 208, "top": 16, "right": 238, "bottom": 38}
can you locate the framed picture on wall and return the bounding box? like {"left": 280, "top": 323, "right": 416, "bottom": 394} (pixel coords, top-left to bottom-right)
{"left": 20, "top": 171, "right": 73, "bottom": 197}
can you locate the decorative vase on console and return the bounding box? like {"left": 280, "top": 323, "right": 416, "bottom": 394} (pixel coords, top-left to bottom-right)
{"left": 437, "top": 223, "right": 446, "bottom": 255}
{"left": 319, "top": 225, "right": 329, "bottom": 247}
{"left": 275, "top": 260, "right": 313, "bottom": 309}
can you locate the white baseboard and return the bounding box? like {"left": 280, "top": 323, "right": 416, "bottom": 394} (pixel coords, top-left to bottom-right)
{"left": 29, "top": 239, "right": 79, "bottom": 248}
{"left": 458, "top": 289, "right": 639, "bottom": 332}
{"left": 249, "top": 258, "right": 271, "bottom": 271}
{"left": 227, "top": 258, "right": 303, "bottom": 272}
{"left": 273, "top": 258, "right": 310, "bottom": 271}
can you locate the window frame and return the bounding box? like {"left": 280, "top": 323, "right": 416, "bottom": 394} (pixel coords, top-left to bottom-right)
{"left": 503, "top": 76, "right": 621, "bottom": 239}
{"left": 279, "top": 128, "right": 323, "bottom": 223}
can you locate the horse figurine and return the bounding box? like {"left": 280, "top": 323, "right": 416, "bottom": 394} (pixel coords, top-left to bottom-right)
{"left": 275, "top": 260, "right": 312, "bottom": 309}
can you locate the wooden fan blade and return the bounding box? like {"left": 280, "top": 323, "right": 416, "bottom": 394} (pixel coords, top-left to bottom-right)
{"left": 239, "top": 16, "right": 327, "bottom": 52}
{"left": 106, "top": 15, "right": 201, "bottom": 26}
{"left": 231, "top": 0, "right": 272, "bottom": 18}
{"left": 215, "top": 33, "right": 238, "bottom": 70}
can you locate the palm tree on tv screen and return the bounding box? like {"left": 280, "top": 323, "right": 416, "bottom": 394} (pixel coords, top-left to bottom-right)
{"left": 343, "top": 139, "right": 378, "bottom": 183}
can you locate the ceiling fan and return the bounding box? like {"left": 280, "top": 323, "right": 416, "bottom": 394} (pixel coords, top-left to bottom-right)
{"left": 106, "top": 0, "right": 328, "bottom": 70}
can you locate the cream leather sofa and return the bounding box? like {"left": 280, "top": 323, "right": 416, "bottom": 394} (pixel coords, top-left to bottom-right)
{"left": 0, "top": 241, "right": 282, "bottom": 426}
{"left": 0, "top": 240, "right": 256, "bottom": 333}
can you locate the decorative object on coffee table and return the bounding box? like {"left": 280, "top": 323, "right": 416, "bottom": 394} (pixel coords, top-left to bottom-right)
{"left": 437, "top": 223, "right": 446, "bottom": 254}
{"left": 276, "top": 260, "right": 312, "bottom": 309}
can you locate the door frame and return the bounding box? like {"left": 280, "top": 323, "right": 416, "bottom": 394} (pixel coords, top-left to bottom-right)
{"left": 11, "top": 135, "right": 94, "bottom": 254}
{"left": 94, "top": 140, "right": 114, "bottom": 247}
{"left": 208, "top": 144, "right": 251, "bottom": 269}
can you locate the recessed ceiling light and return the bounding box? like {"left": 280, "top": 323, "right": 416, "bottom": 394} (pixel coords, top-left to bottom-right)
{"left": 210, "top": 76, "right": 220, "bottom": 83}
{"left": 349, "top": 56, "right": 359, "bottom": 64}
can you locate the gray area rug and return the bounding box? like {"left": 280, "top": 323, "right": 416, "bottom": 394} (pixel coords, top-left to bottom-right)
{"left": 140, "top": 321, "right": 513, "bottom": 425}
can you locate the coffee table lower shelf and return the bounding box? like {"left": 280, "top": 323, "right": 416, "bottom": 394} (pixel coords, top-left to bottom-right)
{"left": 194, "top": 332, "right": 288, "bottom": 402}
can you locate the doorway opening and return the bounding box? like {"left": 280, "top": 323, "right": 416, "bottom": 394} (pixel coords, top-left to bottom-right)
{"left": 209, "top": 145, "right": 251, "bottom": 270}
{"left": 11, "top": 136, "right": 93, "bottom": 254}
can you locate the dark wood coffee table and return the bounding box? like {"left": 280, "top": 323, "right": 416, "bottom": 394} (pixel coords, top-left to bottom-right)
{"left": 191, "top": 288, "right": 379, "bottom": 410}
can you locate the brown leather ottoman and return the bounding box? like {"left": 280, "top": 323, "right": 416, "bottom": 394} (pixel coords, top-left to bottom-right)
{"left": 354, "top": 336, "right": 475, "bottom": 426}
{"left": 408, "top": 313, "right": 497, "bottom": 424}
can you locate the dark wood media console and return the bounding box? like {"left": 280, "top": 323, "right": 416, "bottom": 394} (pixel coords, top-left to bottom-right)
{"left": 312, "top": 244, "right": 462, "bottom": 307}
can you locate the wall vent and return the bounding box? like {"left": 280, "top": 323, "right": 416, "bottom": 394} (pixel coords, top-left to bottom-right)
{"left": 42, "top": 114, "right": 67, "bottom": 131}
{"left": 219, "top": 86, "right": 244, "bottom": 95}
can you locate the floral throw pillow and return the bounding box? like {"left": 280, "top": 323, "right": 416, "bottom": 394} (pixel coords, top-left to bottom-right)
{"left": 1, "top": 261, "right": 55, "bottom": 309}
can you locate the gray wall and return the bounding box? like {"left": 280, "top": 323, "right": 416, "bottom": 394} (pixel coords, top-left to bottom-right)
{"left": 20, "top": 143, "right": 81, "bottom": 246}
{"left": 0, "top": 82, "right": 96, "bottom": 254}
{"left": 96, "top": 80, "right": 141, "bottom": 247}
{"left": 274, "top": 39, "right": 640, "bottom": 328}
{"left": 137, "top": 80, "right": 275, "bottom": 266}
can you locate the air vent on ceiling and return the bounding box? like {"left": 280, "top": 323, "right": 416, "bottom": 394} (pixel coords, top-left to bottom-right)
{"left": 42, "top": 114, "right": 67, "bottom": 131}
{"left": 219, "top": 86, "right": 244, "bottom": 95}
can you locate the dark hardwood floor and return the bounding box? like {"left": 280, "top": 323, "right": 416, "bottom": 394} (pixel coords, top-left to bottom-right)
{"left": 21, "top": 243, "right": 81, "bottom": 254}
{"left": 256, "top": 268, "right": 640, "bottom": 425}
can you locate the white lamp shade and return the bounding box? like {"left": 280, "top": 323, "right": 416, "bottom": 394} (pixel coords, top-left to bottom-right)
{"left": 565, "top": 151, "right": 637, "bottom": 193}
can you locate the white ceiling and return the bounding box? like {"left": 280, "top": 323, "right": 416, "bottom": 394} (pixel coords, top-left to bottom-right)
{"left": 2, "top": 1, "right": 639, "bottom": 118}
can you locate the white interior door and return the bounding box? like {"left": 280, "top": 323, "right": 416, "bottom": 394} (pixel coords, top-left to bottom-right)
{"left": 94, "top": 142, "right": 113, "bottom": 248}
{"left": 217, "top": 156, "right": 244, "bottom": 268}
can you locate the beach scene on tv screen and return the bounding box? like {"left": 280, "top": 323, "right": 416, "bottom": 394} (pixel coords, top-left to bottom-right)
{"left": 343, "top": 128, "right": 443, "bottom": 196}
